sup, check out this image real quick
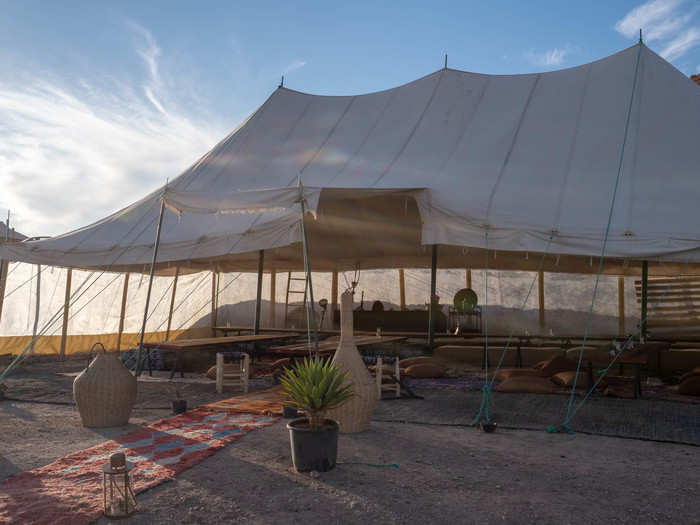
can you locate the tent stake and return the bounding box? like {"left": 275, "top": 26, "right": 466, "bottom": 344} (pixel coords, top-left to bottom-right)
{"left": 399, "top": 269, "right": 406, "bottom": 310}
{"left": 135, "top": 197, "right": 166, "bottom": 376}
{"left": 254, "top": 250, "right": 264, "bottom": 335}
{"left": 428, "top": 245, "right": 438, "bottom": 348}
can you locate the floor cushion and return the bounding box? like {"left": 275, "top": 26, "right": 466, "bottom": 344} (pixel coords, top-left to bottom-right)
{"left": 537, "top": 355, "right": 579, "bottom": 377}
{"left": 492, "top": 368, "right": 542, "bottom": 382}
{"left": 494, "top": 376, "right": 556, "bottom": 394}
{"left": 404, "top": 363, "right": 445, "bottom": 378}
{"left": 399, "top": 356, "right": 436, "bottom": 368}
{"left": 551, "top": 371, "right": 592, "bottom": 389}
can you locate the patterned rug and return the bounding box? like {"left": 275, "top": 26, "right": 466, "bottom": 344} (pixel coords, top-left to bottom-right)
{"left": 0, "top": 410, "right": 277, "bottom": 525}
{"left": 203, "top": 385, "right": 287, "bottom": 415}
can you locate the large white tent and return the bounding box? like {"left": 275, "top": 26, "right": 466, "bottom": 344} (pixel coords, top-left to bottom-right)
{"left": 2, "top": 43, "right": 700, "bottom": 277}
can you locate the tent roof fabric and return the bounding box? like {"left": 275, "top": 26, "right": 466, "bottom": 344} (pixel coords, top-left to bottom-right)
{"left": 3, "top": 43, "right": 700, "bottom": 274}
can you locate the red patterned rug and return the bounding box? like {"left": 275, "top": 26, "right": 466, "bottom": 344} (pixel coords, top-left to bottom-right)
{"left": 0, "top": 410, "right": 278, "bottom": 525}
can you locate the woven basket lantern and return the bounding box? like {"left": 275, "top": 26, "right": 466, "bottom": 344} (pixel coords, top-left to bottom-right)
{"left": 326, "top": 291, "right": 378, "bottom": 433}
{"left": 73, "top": 345, "right": 137, "bottom": 428}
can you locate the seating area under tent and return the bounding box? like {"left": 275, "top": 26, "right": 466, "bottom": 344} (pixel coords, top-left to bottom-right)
{"left": 3, "top": 40, "right": 700, "bottom": 434}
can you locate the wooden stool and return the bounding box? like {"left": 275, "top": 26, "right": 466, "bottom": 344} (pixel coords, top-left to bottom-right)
{"left": 376, "top": 356, "right": 401, "bottom": 398}
{"left": 216, "top": 352, "right": 250, "bottom": 394}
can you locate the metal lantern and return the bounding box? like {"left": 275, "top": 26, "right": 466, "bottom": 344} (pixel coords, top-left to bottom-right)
{"left": 102, "top": 453, "right": 137, "bottom": 518}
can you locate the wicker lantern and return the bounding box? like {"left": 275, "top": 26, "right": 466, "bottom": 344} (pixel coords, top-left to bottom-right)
{"left": 325, "top": 290, "right": 378, "bottom": 433}
{"left": 102, "top": 453, "right": 137, "bottom": 518}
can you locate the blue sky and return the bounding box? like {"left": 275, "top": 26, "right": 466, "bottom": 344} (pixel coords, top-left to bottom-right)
{"left": 1, "top": 0, "right": 699, "bottom": 235}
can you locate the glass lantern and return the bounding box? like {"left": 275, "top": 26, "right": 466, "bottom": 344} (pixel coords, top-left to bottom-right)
{"left": 102, "top": 453, "right": 137, "bottom": 518}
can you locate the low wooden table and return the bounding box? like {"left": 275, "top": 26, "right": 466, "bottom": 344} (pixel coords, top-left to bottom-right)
{"left": 142, "top": 333, "right": 300, "bottom": 379}
{"left": 266, "top": 335, "right": 407, "bottom": 358}
{"left": 586, "top": 355, "right": 646, "bottom": 399}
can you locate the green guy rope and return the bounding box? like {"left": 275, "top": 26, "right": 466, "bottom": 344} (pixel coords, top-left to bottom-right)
{"left": 550, "top": 42, "right": 644, "bottom": 433}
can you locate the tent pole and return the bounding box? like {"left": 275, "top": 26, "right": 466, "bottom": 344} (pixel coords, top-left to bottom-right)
{"left": 165, "top": 267, "right": 180, "bottom": 341}
{"left": 466, "top": 268, "right": 472, "bottom": 289}
{"left": 0, "top": 260, "right": 8, "bottom": 326}
{"left": 29, "top": 265, "right": 41, "bottom": 356}
{"left": 135, "top": 197, "right": 166, "bottom": 376}
{"left": 538, "top": 270, "right": 545, "bottom": 332}
{"left": 269, "top": 269, "right": 276, "bottom": 328}
{"left": 254, "top": 250, "right": 264, "bottom": 335}
{"left": 116, "top": 273, "right": 130, "bottom": 352}
{"left": 618, "top": 276, "right": 625, "bottom": 335}
{"left": 330, "top": 270, "right": 338, "bottom": 329}
{"left": 298, "top": 185, "right": 319, "bottom": 357}
{"left": 399, "top": 269, "right": 406, "bottom": 310}
{"left": 211, "top": 271, "right": 218, "bottom": 337}
{"left": 428, "top": 245, "right": 438, "bottom": 348}
{"left": 59, "top": 268, "right": 72, "bottom": 360}
{"left": 641, "top": 261, "right": 648, "bottom": 342}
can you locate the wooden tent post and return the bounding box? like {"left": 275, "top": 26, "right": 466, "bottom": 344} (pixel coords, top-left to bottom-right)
{"left": 330, "top": 271, "right": 338, "bottom": 329}
{"left": 466, "top": 268, "right": 472, "bottom": 289}
{"left": 399, "top": 269, "right": 406, "bottom": 310}
{"left": 0, "top": 260, "right": 8, "bottom": 325}
{"left": 428, "top": 245, "right": 438, "bottom": 348}
{"left": 211, "top": 271, "right": 217, "bottom": 337}
{"left": 116, "top": 273, "right": 130, "bottom": 352}
{"left": 165, "top": 267, "right": 180, "bottom": 341}
{"left": 538, "top": 270, "right": 545, "bottom": 331}
{"left": 59, "top": 268, "right": 72, "bottom": 359}
{"left": 641, "top": 261, "right": 648, "bottom": 341}
{"left": 269, "top": 269, "right": 276, "bottom": 328}
{"left": 618, "top": 276, "right": 625, "bottom": 335}
{"left": 254, "top": 250, "right": 264, "bottom": 335}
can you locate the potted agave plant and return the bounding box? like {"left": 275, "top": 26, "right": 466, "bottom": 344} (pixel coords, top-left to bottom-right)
{"left": 280, "top": 357, "right": 353, "bottom": 472}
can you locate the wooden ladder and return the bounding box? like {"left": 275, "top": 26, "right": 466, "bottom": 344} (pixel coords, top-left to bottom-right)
{"left": 284, "top": 271, "right": 308, "bottom": 328}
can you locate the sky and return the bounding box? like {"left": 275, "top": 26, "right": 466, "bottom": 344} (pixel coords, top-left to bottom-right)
{"left": 1, "top": 0, "right": 699, "bottom": 237}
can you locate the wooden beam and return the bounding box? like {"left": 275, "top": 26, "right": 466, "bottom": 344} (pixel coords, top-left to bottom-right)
{"left": 618, "top": 276, "right": 625, "bottom": 335}
{"left": 538, "top": 270, "right": 545, "bottom": 332}
{"left": 254, "top": 250, "right": 264, "bottom": 335}
{"left": 330, "top": 270, "right": 338, "bottom": 329}
{"left": 269, "top": 270, "right": 276, "bottom": 328}
{"left": 165, "top": 267, "right": 180, "bottom": 341}
{"left": 398, "top": 268, "right": 406, "bottom": 310}
{"left": 211, "top": 271, "right": 218, "bottom": 337}
{"left": 428, "top": 245, "right": 438, "bottom": 347}
{"left": 59, "top": 268, "right": 72, "bottom": 359}
{"left": 466, "top": 268, "right": 472, "bottom": 289}
{"left": 116, "top": 273, "right": 130, "bottom": 352}
{"left": 641, "top": 261, "right": 648, "bottom": 341}
{"left": 0, "top": 260, "right": 8, "bottom": 326}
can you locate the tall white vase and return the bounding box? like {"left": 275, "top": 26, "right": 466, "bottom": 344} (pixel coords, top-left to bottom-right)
{"left": 326, "top": 290, "right": 378, "bottom": 433}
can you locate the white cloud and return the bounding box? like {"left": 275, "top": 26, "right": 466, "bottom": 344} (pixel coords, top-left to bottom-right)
{"left": 283, "top": 59, "right": 307, "bottom": 75}
{"left": 615, "top": 0, "right": 700, "bottom": 61}
{"left": 525, "top": 48, "right": 569, "bottom": 67}
{"left": 0, "top": 25, "right": 226, "bottom": 237}
{"left": 660, "top": 26, "right": 700, "bottom": 60}
{"left": 615, "top": 0, "right": 685, "bottom": 40}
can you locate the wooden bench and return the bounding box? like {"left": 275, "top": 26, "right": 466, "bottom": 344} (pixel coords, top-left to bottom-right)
{"left": 586, "top": 355, "right": 646, "bottom": 399}
{"left": 265, "top": 335, "right": 407, "bottom": 357}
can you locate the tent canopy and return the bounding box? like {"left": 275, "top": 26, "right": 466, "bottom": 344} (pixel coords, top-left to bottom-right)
{"left": 3, "top": 43, "right": 700, "bottom": 275}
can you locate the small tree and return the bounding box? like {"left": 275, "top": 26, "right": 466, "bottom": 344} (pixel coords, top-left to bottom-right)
{"left": 280, "top": 357, "right": 354, "bottom": 429}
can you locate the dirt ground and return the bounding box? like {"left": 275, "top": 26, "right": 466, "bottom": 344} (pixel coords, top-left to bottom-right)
{"left": 2, "top": 362, "right": 700, "bottom": 524}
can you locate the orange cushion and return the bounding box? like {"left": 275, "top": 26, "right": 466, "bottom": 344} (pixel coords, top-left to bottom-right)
{"left": 538, "top": 355, "right": 578, "bottom": 377}
{"left": 492, "top": 368, "right": 542, "bottom": 382}
{"left": 399, "top": 356, "right": 436, "bottom": 368}
{"left": 551, "top": 371, "right": 591, "bottom": 389}
{"left": 494, "top": 376, "right": 556, "bottom": 394}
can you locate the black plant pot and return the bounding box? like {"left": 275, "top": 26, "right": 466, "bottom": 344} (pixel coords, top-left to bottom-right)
{"left": 171, "top": 399, "right": 187, "bottom": 414}
{"left": 282, "top": 405, "right": 298, "bottom": 418}
{"left": 287, "top": 418, "right": 339, "bottom": 472}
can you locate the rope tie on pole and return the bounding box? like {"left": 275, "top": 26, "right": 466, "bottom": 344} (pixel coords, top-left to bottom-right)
{"left": 552, "top": 42, "right": 644, "bottom": 433}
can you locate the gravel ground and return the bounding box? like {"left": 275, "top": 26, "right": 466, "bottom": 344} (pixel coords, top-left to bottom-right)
{"left": 2, "top": 363, "right": 700, "bottom": 524}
